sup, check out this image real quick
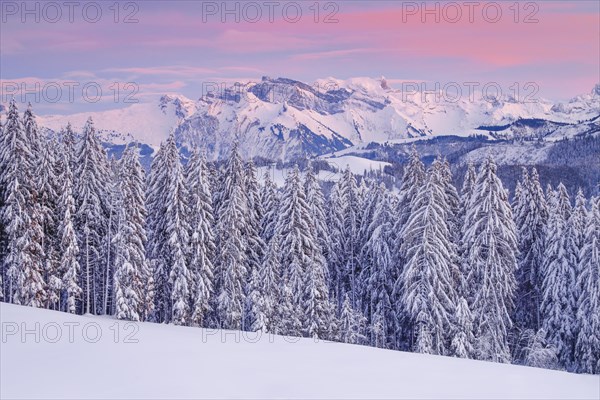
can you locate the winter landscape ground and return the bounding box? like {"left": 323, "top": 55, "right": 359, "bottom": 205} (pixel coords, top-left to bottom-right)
{"left": 1, "top": 302, "right": 598, "bottom": 400}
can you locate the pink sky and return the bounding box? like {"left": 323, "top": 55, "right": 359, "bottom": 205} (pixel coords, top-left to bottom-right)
{"left": 1, "top": 1, "right": 598, "bottom": 112}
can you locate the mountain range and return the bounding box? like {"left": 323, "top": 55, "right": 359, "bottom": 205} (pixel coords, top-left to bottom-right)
{"left": 32, "top": 77, "right": 600, "bottom": 160}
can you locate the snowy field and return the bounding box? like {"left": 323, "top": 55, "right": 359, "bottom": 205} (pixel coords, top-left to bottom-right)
{"left": 1, "top": 303, "right": 598, "bottom": 400}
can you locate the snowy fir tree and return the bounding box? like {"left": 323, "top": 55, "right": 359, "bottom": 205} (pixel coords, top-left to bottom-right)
{"left": 304, "top": 165, "right": 331, "bottom": 268}
{"left": 398, "top": 162, "right": 458, "bottom": 355}
{"left": 113, "top": 147, "right": 151, "bottom": 322}
{"left": 242, "top": 161, "right": 266, "bottom": 330}
{"left": 74, "top": 117, "right": 110, "bottom": 314}
{"left": 163, "top": 137, "right": 191, "bottom": 325}
{"left": 540, "top": 183, "right": 577, "bottom": 369}
{"left": 185, "top": 149, "right": 215, "bottom": 327}
{"left": 514, "top": 168, "right": 549, "bottom": 333}
{"left": 327, "top": 166, "right": 360, "bottom": 310}
{"left": 276, "top": 166, "right": 332, "bottom": 338}
{"left": 0, "top": 100, "right": 46, "bottom": 307}
{"left": 574, "top": 197, "right": 600, "bottom": 374}
{"left": 361, "top": 187, "right": 397, "bottom": 349}
{"left": 58, "top": 159, "right": 82, "bottom": 314}
{"left": 462, "top": 156, "right": 517, "bottom": 363}
{"left": 214, "top": 142, "right": 249, "bottom": 330}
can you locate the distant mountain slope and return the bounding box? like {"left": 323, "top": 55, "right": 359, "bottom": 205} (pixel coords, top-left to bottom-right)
{"left": 1, "top": 303, "right": 598, "bottom": 400}
{"left": 33, "top": 78, "right": 600, "bottom": 160}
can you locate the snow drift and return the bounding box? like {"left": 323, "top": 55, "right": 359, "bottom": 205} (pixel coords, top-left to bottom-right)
{"left": 1, "top": 303, "right": 598, "bottom": 399}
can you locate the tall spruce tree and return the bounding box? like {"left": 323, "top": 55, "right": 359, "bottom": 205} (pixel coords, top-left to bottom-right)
{"left": 462, "top": 156, "right": 518, "bottom": 363}
{"left": 574, "top": 197, "right": 600, "bottom": 374}
{"left": 540, "top": 183, "right": 576, "bottom": 369}
{"left": 399, "top": 162, "right": 458, "bottom": 355}
{"left": 74, "top": 117, "right": 110, "bottom": 314}
{"left": 515, "top": 168, "right": 549, "bottom": 332}
{"left": 214, "top": 143, "right": 248, "bottom": 330}
{"left": 113, "top": 147, "right": 151, "bottom": 322}
{"left": 58, "top": 158, "right": 81, "bottom": 314}
{"left": 0, "top": 100, "right": 46, "bottom": 306}
{"left": 362, "top": 187, "right": 397, "bottom": 348}
{"left": 185, "top": 149, "right": 215, "bottom": 327}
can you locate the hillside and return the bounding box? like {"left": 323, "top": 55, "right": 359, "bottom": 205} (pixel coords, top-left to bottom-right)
{"left": 1, "top": 303, "right": 598, "bottom": 400}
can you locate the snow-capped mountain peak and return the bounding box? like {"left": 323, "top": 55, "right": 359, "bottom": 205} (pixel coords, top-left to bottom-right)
{"left": 32, "top": 77, "right": 599, "bottom": 160}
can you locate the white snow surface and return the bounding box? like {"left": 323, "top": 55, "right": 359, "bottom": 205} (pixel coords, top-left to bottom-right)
{"left": 1, "top": 303, "right": 598, "bottom": 400}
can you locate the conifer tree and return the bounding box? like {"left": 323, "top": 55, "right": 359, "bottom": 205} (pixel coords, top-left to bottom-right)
{"left": 74, "top": 117, "right": 110, "bottom": 314}
{"left": 515, "top": 168, "right": 549, "bottom": 332}
{"left": 362, "top": 187, "right": 397, "bottom": 348}
{"left": 186, "top": 149, "right": 215, "bottom": 326}
{"left": 215, "top": 142, "right": 248, "bottom": 330}
{"left": 399, "top": 163, "right": 457, "bottom": 355}
{"left": 58, "top": 158, "right": 81, "bottom": 314}
{"left": 462, "top": 156, "right": 517, "bottom": 363}
{"left": 0, "top": 100, "right": 46, "bottom": 307}
{"left": 113, "top": 147, "right": 151, "bottom": 322}
{"left": 574, "top": 198, "right": 600, "bottom": 374}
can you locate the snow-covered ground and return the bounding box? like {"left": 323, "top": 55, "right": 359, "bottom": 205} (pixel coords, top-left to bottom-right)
{"left": 1, "top": 303, "right": 598, "bottom": 399}
{"left": 256, "top": 156, "right": 390, "bottom": 187}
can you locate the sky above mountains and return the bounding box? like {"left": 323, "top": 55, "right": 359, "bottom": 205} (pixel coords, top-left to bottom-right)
{"left": 1, "top": 1, "right": 598, "bottom": 113}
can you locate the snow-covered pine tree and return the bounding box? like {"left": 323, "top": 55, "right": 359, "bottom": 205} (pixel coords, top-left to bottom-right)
{"left": 457, "top": 162, "right": 477, "bottom": 298}
{"left": 58, "top": 158, "right": 81, "bottom": 314}
{"left": 303, "top": 216, "right": 335, "bottom": 339}
{"left": 398, "top": 162, "right": 458, "bottom": 355}
{"left": 185, "top": 149, "right": 215, "bottom": 327}
{"left": 361, "top": 187, "right": 397, "bottom": 348}
{"left": 393, "top": 146, "right": 426, "bottom": 350}
{"left": 36, "top": 137, "right": 62, "bottom": 309}
{"left": 574, "top": 197, "right": 600, "bottom": 374}
{"left": 327, "top": 180, "right": 346, "bottom": 309}
{"left": 276, "top": 166, "right": 332, "bottom": 338}
{"left": 113, "top": 147, "right": 151, "bottom": 322}
{"left": 327, "top": 166, "right": 360, "bottom": 310}
{"left": 242, "top": 161, "right": 265, "bottom": 331}
{"left": 540, "top": 183, "right": 577, "bottom": 369}
{"left": 74, "top": 117, "right": 110, "bottom": 314}
{"left": 0, "top": 100, "right": 46, "bottom": 307}
{"left": 146, "top": 142, "right": 168, "bottom": 322}
{"left": 435, "top": 158, "right": 462, "bottom": 294}
{"left": 163, "top": 137, "right": 191, "bottom": 325}
{"left": 214, "top": 142, "right": 248, "bottom": 330}
{"left": 515, "top": 168, "right": 549, "bottom": 333}
{"left": 358, "top": 180, "right": 385, "bottom": 310}
{"left": 462, "top": 156, "right": 518, "bottom": 363}
{"left": 570, "top": 189, "right": 588, "bottom": 308}
{"left": 303, "top": 168, "right": 335, "bottom": 340}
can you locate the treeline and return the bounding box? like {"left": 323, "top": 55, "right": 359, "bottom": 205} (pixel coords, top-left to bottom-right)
{"left": 0, "top": 100, "right": 598, "bottom": 374}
